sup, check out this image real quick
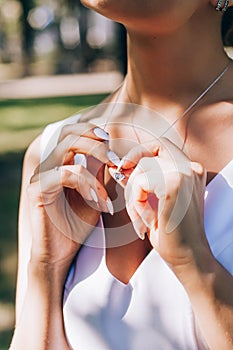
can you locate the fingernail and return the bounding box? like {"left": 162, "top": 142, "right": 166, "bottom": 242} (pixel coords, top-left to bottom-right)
{"left": 106, "top": 197, "right": 114, "bottom": 215}
{"left": 90, "top": 188, "right": 99, "bottom": 203}
{"left": 138, "top": 232, "right": 146, "bottom": 240}
{"left": 132, "top": 224, "right": 146, "bottom": 240}
{"left": 74, "top": 154, "right": 87, "bottom": 168}
{"left": 116, "top": 157, "right": 126, "bottom": 171}
{"left": 107, "top": 150, "right": 121, "bottom": 166}
{"left": 93, "top": 127, "right": 110, "bottom": 141}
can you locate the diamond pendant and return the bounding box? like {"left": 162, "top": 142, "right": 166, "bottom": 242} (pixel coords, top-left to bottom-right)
{"left": 113, "top": 171, "right": 125, "bottom": 182}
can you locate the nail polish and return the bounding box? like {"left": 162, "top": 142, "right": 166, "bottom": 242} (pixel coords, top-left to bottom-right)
{"left": 136, "top": 232, "right": 146, "bottom": 240}
{"left": 93, "top": 127, "right": 110, "bottom": 141}
{"left": 90, "top": 188, "right": 99, "bottom": 203}
{"left": 74, "top": 153, "right": 87, "bottom": 168}
{"left": 139, "top": 232, "right": 146, "bottom": 240}
{"left": 116, "top": 157, "right": 126, "bottom": 171}
{"left": 135, "top": 228, "right": 146, "bottom": 240}
{"left": 107, "top": 150, "right": 121, "bottom": 167}
{"left": 106, "top": 197, "right": 114, "bottom": 215}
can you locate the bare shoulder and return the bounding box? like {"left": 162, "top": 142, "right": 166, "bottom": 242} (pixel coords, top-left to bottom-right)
{"left": 22, "top": 134, "right": 42, "bottom": 185}
{"left": 15, "top": 134, "right": 42, "bottom": 322}
{"left": 187, "top": 78, "right": 233, "bottom": 170}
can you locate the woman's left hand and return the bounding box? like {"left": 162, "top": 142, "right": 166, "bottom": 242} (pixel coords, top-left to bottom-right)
{"left": 110, "top": 137, "right": 211, "bottom": 271}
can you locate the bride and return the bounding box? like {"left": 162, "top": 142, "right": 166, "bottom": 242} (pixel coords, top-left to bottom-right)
{"left": 10, "top": 1, "right": 233, "bottom": 349}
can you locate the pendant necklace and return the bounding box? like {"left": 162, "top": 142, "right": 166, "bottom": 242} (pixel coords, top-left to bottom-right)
{"left": 104, "top": 61, "right": 231, "bottom": 182}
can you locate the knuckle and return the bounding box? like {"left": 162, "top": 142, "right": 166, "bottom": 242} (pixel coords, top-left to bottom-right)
{"left": 82, "top": 123, "right": 95, "bottom": 136}
{"left": 59, "top": 125, "right": 73, "bottom": 141}
{"left": 65, "top": 134, "right": 79, "bottom": 148}
{"left": 92, "top": 141, "right": 109, "bottom": 160}
{"left": 60, "top": 167, "right": 72, "bottom": 184}
{"left": 59, "top": 122, "right": 93, "bottom": 142}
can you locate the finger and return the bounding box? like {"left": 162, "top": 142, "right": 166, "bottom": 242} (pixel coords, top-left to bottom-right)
{"left": 125, "top": 171, "right": 157, "bottom": 240}
{"left": 125, "top": 175, "right": 161, "bottom": 241}
{"left": 128, "top": 155, "right": 185, "bottom": 198}
{"left": 30, "top": 164, "right": 113, "bottom": 214}
{"left": 117, "top": 141, "right": 160, "bottom": 170}
{"left": 134, "top": 194, "right": 158, "bottom": 230}
{"left": 41, "top": 135, "right": 118, "bottom": 172}
{"left": 53, "top": 123, "right": 110, "bottom": 166}
{"left": 125, "top": 200, "right": 148, "bottom": 240}
{"left": 158, "top": 137, "right": 191, "bottom": 164}
{"left": 121, "top": 137, "right": 191, "bottom": 175}
{"left": 58, "top": 123, "right": 110, "bottom": 143}
{"left": 190, "top": 161, "right": 205, "bottom": 176}
{"left": 119, "top": 137, "right": 188, "bottom": 171}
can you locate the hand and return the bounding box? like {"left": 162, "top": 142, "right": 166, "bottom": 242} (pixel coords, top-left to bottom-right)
{"left": 110, "top": 138, "right": 209, "bottom": 270}
{"left": 28, "top": 123, "right": 116, "bottom": 269}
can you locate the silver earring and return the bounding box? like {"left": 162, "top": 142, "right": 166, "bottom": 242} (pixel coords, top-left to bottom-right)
{"left": 216, "top": 0, "right": 223, "bottom": 11}
{"left": 223, "top": 0, "right": 230, "bottom": 11}
{"left": 216, "top": 0, "right": 229, "bottom": 12}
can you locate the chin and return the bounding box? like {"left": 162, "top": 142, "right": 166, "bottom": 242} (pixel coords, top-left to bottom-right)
{"left": 80, "top": 0, "right": 122, "bottom": 22}
{"left": 80, "top": 0, "right": 110, "bottom": 11}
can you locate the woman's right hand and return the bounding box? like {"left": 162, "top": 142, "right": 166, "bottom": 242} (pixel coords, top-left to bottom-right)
{"left": 27, "top": 123, "right": 117, "bottom": 270}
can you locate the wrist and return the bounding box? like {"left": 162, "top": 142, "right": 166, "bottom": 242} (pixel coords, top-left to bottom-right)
{"left": 171, "top": 245, "right": 217, "bottom": 294}
{"left": 27, "top": 258, "right": 71, "bottom": 295}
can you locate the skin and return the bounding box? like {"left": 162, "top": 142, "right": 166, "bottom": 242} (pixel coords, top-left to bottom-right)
{"left": 10, "top": 1, "right": 233, "bottom": 349}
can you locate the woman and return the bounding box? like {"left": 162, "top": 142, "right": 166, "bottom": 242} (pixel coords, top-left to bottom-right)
{"left": 10, "top": 1, "right": 233, "bottom": 349}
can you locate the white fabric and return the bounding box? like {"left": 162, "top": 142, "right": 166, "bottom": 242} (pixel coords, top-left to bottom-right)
{"left": 40, "top": 116, "right": 233, "bottom": 350}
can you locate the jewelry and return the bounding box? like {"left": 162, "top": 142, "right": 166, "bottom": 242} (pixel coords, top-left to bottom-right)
{"left": 104, "top": 61, "right": 231, "bottom": 181}
{"left": 127, "top": 62, "right": 230, "bottom": 142}
{"left": 223, "top": 0, "right": 229, "bottom": 11}
{"left": 101, "top": 81, "right": 128, "bottom": 182}
{"left": 159, "top": 62, "right": 231, "bottom": 137}
{"left": 216, "top": 0, "right": 229, "bottom": 12}
{"left": 113, "top": 171, "right": 126, "bottom": 182}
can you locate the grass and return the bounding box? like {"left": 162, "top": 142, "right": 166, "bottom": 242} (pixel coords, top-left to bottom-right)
{"left": 0, "top": 95, "right": 107, "bottom": 153}
{"left": 0, "top": 94, "right": 107, "bottom": 349}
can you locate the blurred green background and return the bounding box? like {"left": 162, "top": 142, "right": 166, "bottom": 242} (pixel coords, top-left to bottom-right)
{"left": 0, "top": 0, "right": 127, "bottom": 79}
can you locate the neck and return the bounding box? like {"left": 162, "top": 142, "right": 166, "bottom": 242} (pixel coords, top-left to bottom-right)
{"left": 125, "top": 9, "right": 230, "bottom": 116}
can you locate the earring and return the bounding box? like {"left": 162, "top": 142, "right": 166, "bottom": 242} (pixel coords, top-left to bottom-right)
{"left": 223, "top": 0, "right": 230, "bottom": 11}
{"left": 216, "top": 0, "right": 229, "bottom": 12}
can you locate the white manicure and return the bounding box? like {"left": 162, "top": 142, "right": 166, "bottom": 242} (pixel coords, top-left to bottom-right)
{"left": 107, "top": 150, "right": 121, "bottom": 167}
{"left": 90, "top": 188, "right": 99, "bottom": 203}
{"left": 93, "top": 127, "right": 110, "bottom": 141}
{"left": 106, "top": 197, "right": 114, "bottom": 215}
{"left": 134, "top": 227, "right": 146, "bottom": 240}
{"left": 74, "top": 154, "right": 87, "bottom": 168}
{"left": 116, "top": 157, "right": 126, "bottom": 171}
{"left": 139, "top": 232, "right": 146, "bottom": 240}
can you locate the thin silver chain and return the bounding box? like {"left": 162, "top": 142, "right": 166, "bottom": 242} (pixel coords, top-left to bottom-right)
{"left": 159, "top": 62, "right": 231, "bottom": 137}
{"left": 103, "top": 61, "right": 231, "bottom": 143}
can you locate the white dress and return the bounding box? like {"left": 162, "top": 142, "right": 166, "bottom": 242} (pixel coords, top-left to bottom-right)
{"left": 41, "top": 114, "right": 233, "bottom": 350}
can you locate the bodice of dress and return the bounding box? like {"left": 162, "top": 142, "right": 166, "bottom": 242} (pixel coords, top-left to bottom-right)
{"left": 41, "top": 115, "right": 233, "bottom": 350}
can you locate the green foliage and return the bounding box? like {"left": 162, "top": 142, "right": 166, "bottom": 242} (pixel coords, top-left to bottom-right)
{"left": 0, "top": 94, "right": 107, "bottom": 153}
